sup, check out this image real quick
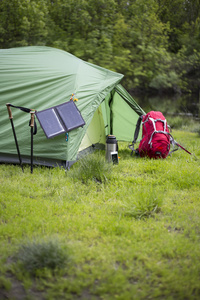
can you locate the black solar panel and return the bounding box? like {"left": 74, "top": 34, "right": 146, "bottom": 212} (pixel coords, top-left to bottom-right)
{"left": 36, "top": 101, "right": 85, "bottom": 139}
{"left": 55, "top": 101, "right": 85, "bottom": 132}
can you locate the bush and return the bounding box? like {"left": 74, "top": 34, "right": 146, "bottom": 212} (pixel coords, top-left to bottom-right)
{"left": 16, "top": 239, "right": 68, "bottom": 276}
{"left": 149, "top": 71, "right": 180, "bottom": 92}
{"left": 167, "top": 116, "right": 200, "bottom": 132}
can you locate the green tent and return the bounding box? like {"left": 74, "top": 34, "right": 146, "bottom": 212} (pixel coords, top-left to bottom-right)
{"left": 0, "top": 46, "right": 145, "bottom": 167}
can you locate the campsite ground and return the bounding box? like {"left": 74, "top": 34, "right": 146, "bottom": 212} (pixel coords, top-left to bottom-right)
{"left": 0, "top": 128, "right": 200, "bottom": 300}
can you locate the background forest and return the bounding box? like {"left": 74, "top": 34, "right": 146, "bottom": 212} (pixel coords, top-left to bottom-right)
{"left": 0, "top": 0, "right": 200, "bottom": 95}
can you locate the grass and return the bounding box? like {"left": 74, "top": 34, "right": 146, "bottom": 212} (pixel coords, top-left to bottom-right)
{"left": 0, "top": 129, "right": 200, "bottom": 299}
{"left": 122, "top": 186, "right": 163, "bottom": 219}
{"left": 167, "top": 115, "right": 200, "bottom": 133}
{"left": 68, "top": 152, "right": 112, "bottom": 184}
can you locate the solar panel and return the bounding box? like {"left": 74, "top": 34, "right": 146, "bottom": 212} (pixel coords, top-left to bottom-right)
{"left": 36, "top": 101, "right": 85, "bottom": 139}
{"left": 55, "top": 101, "right": 85, "bottom": 132}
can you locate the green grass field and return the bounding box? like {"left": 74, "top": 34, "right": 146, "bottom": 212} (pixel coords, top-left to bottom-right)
{"left": 0, "top": 129, "right": 200, "bottom": 300}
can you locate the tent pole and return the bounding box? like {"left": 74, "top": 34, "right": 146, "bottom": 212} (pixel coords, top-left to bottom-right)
{"left": 30, "top": 111, "right": 35, "bottom": 174}
{"left": 175, "top": 141, "right": 192, "bottom": 155}
{"left": 6, "top": 104, "right": 24, "bottom": 173}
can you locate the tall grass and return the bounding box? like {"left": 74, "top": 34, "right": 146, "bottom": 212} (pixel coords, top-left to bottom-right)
{"left": 68, "top": 151, "right": 112, "bottom": 184}
{"left": 122, "top": 187, "right": 163, "bottom": 219}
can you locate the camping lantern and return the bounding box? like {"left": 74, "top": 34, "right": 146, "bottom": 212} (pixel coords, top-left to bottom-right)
{"left": 105, "top": 135, "right": 118, "bottom": 164}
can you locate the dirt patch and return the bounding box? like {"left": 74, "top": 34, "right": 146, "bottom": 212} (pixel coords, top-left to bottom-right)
{"left": 0, "top": 273, "right": 45, "bottom": 300}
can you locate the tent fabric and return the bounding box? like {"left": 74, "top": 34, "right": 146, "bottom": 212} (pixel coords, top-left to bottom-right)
{"left": 79, "top": 105, "right": 106, "bottom": 152}
{"left": 0, "top": 46, "right": 144, "bottom": 167}
{"left": 115, "top": 84, "right": 145, "bottom": 116}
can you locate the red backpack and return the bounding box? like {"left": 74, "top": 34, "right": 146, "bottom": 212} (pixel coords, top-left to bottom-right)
{"left": 129, "top": 111, "right": 171, "bottom": 159}
{"left": 129, "top": 111, "right": 192, "bottom": 158}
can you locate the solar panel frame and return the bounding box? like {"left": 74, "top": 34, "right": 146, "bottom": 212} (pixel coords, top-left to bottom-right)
{"left": 36, "top": 101, "right": 85, "bottom": 139}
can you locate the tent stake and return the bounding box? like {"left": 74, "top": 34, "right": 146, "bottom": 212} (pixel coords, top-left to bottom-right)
{"left": 6, "top": 104, "right": 24, "bottom": 172}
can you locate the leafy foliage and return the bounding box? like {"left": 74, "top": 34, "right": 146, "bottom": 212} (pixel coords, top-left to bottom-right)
{"left": 0, "top": 0, "right": 199, "bottom": 93}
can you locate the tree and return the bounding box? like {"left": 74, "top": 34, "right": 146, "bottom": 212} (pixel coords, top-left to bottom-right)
{"left": 0, "top": 0, "right": 199, "bottom": 93}
{"left": 0, "top": 0, "right": 49, "bottom": 48}
{"left": 156, "top": 0, "right": 200, "bottom": 53}
{"left": 118, "top": 0, "right": 171, "bottom": 91}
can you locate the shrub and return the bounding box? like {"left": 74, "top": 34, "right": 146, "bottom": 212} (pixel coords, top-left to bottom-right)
{"left": 167, "top": 116, "right": 190, "bottom": 129}
{"left": 16, "top": 239, "right": 68, "bottom": 276}
{"left": 167, "top": 116, "right": 200, "bottom": 132}
{"left": 149, "top": 71, "right": 180, "bottom": 91}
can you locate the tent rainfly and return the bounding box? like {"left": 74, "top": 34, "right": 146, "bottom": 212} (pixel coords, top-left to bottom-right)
{"left": 0, "top": 46, "right": 145, "bottom": 168}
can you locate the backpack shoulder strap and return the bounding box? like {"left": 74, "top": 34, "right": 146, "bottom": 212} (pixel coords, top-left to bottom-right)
{"left": 129, "top": 115, "right": 144, "bottom": 155}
